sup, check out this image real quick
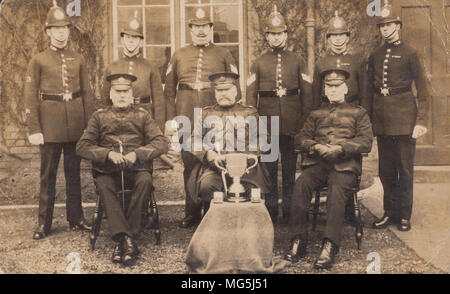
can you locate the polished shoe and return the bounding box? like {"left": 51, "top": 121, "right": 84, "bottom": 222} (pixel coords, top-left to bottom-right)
{"left": 70, "top": 219, "right": 92, "bottom": 231}
{"left": 397, "top": 218, "right": 411, "bottom": 231}
{"left": 179, "top": 216, "right": 200, "bottom": 228}
{"left": 111, "top": 242, "right": 122, "bottom": 264}
{"left": 32, "top": 224, "right": 48, "bottom": 240}
{"left": 283, "top": 235, "right": 307, "bottom": 263}
{"left": 313, "top": 239, "right": 339, "bottom": 270}
{"left": 372, "top": 214, "right": 397, "bottom": 229}
{"left": 121, "top": 235, "right": 138, "bottom": 267}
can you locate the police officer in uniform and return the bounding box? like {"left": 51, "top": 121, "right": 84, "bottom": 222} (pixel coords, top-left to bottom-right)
{"left": 186, "top": 72, "right": 271, "bottom": 210}
{"left": 164, "top": 7, "right": 239, "bottom": 228}
{"left": 77, "top": 71, "right": 168, "bottom": 266}
{"left": 246, "top": 5, "right": 312, "bottom": 223}
{"left": 25, "top": 1, "right": 94, "bottom": 240}
{"left": 102, "top": 11, "right": 165, "bottom": 131}
{"left": 313, "top": 11, "right": 367, "bottom": 108}
{"left": 284, "top": 61, "right": 373, "bottom": 269}
{"left": 364, "top": 2, "right": 429, "bottom": 232}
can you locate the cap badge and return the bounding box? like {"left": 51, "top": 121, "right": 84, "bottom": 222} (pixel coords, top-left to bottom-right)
{"left": 54, "top": 9, "right": 65, "bottom": 20}
{"left": 196, "top": 8, "right": 205, "bottom": 19}
{"left": 381, "top": 7, "right": 390, "bottom": 17}
{"left": 272, "top": 16, "right": 281, "bottom": 26}
{"left": 130, "top": 19, "right": 139, "bottom": 30}
{"left": 118, "top": 77, "right": 127, "bottom": 83}
{"left": 330, "top": 72, "right": 337, "bottom": 79}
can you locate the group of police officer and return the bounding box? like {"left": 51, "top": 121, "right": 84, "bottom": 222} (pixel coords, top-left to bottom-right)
{"left": 24, "top": 1, "right": 429, "bottom": 269}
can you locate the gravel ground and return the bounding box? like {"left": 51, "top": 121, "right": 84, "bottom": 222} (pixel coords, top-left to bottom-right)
{"left": 0, "top": 147, "right": 443, "bottom": 274}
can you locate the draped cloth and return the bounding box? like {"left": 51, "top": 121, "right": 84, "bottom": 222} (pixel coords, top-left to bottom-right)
{"left": 186, "top": 201, "right": 289, "bottom": 273}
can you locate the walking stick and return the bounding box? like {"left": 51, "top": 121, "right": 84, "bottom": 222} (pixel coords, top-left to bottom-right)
{"left": 118, "top": 140, "right": 125, "bottom": 211}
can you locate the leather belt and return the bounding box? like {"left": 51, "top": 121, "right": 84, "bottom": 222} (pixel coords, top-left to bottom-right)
{"left": 258, "top": 89, "right": 299, "bottom": 97}
{"left": 377, "top": 86, "right": 411, "bottom": 96}
{"left": 41, "top": 91, "right": 82, "bottom": 102}
{"left": 179, "top": 82, "right": 213, "bottom": 91}
{"left": 133, "top": 96, "right": 150, "bottom": 104}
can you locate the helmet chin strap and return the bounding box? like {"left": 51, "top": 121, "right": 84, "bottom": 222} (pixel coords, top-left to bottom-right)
{"left": 384, "top": 27, "right": 399, "bottom": 42}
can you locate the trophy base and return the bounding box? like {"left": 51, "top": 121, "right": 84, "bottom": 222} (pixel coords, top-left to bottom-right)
{"left": 225, "top": 196, "right": 250, "bottom": 203}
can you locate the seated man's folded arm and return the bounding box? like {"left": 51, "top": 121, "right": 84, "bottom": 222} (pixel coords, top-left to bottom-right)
{"left": 295, "top": 113, "right": 318, "bottom": 153}
{"left": 76, "top": 114, "right": 112, "bottom": 163}
{"left": 337, "top": 110, "right": 373, "bottom": 158}
{"left": 134, "top": 113, "right": 169, "bottom": 163}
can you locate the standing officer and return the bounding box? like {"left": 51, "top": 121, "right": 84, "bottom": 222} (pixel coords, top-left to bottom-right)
{"left": 25, "top": 1, "right": 94, "bottom": 240}
{"left": 102, "top": 11, "right": 165, "bottom": 131}
{"left": 246, "top": 5, "right": 312, "bottom": 223}
{"left": 284, "top": 62, "right": 373, "bottom": 269}
{"left": 313, "top": 11, "right": 367, "bottom": 108}
{"left": 164, "top": 7, "right": 239, "bottom": 228}
{"left": 77, "top": 70, "right": 168, "bottom": 266}
{"left": 364, "top": 2, "right": 429, "bottom": 232}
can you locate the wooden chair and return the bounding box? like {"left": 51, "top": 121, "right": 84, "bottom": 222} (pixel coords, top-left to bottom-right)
{"left": 89, "top": 169, "right": 161, "bottom": 250}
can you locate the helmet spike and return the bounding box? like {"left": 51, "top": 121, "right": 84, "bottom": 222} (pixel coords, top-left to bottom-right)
{"left": 384, "top": 0, "right": 390, "bottom": 6}
{"left": 134, "top": 9, "right": 138, "bottom": 19}
{"left": 335, "top": 10, "right": 339, "bottom": 17}
{"left": 273, "top": 5, "right": 278, "bottom": 14}
{"left": 52, "top": 0, "right": 58, "bottom": 8}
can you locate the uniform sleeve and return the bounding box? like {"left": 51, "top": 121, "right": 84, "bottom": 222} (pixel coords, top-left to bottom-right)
{"left": 223, "top": 49, "right": 242, "bottom": 101}
{"left": 24, "top": 57, "right": 42, "bottom": 135}
{"left": 76, "top": 113, "right": 112, "bottom": 163}
{"left": 134, "top": 113, "right": 169, "bottom": 163}
{"left": 337, "top": 109, "right": 373, "bottom": 158}
{"left": 164, "top": 53, "right": 178, "bottom": 120}
{"left": 312, "top": 63, "right": 322, "bottom": 110}
{"left": 295, "top": 113, "right": 317, "bottom": 153}
{"left": 150, "top": 64, "right": 166, "bottom": 131}
{"left": 100, "top": 65, "right": 112, "bottom": 107}
{"left": 245, "top": 61, "right": 259, "bottom": 107}
{"left": 410, "top": 50, "right": 430, "bottom": 126}
{"left": 356, "top": 55, "right": 369, "bottom": 107}
{"left": 298, "top": 56, "right": 313, "bottom": 130}
{"left": 80, "top": 56, "right": 95, "bottom": 124}
{"left": 361, "top": 53, "right": 374, "bottom": 121}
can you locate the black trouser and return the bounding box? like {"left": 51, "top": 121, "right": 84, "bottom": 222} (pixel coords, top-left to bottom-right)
{"left": 377, "top": 135, "right": 415, "bottom": 220}
{"left": 96, "top": 171, "right": 152, "bottom": 241}
{"left": 263, "top": 135, "right": 298, "bottom": 221}
{"left": 182, "top": 150, "right": 202, "bottom": 220}
{"left": 38, "top": 142, "right": 83, "bottom": 233}
{"left": 288, "top": 162, "right": 356, "bottom": 247}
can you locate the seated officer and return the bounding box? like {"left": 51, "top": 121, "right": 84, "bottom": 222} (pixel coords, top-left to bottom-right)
{"left": 283, "top": 63, "right": 373, "bottom": 269}
{"left": 186, "top": 72, "right": 271, "bottom": 212}
{"left": 76, "top": 71, "right": 168, "bottom": 266}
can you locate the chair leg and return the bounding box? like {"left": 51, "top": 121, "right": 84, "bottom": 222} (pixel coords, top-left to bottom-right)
{"left": 312, "top": 190, "right": 321, "bottom": 232}
{"left": 353, "top": 192, "right": 363, "bottom": 250}
{"left": 148, "top": 191, "right": 161, "bottom": 245}
{"left": 89, "top": 194, "right": 103, "bottom": 250}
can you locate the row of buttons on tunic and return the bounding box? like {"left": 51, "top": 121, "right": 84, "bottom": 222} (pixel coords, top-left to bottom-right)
{"left": 195, "top": 48, "right": 204, "bottom": 83}
{"left": 382, "top": 48, "right": 392, "bottom": 88}
{"left": 276, "top": 53, "right": 282, "bottom": 88}
{"left": 61, "top": 52, "right": 70, "bottom": 94}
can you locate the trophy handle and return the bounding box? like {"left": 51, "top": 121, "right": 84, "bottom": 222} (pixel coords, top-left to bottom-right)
{"left": 245, "top": 154, "right": 259, "bottom": 174}
{"left": 214, "top": 155, "right": 227, "bottom": 173}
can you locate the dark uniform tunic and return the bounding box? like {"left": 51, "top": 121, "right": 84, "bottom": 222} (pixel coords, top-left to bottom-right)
{"left": 364, "top": 40, "right": 429, "bottom": 220}
{"left": 313, "top": 52, "right": 367, "bottom": 108}
{"left": 289, "top": 102, "right": 373, "bottom": 247}
{"left": 76, "top": 106, "right": 168, "bottom": 239}
{"left": 246, "top": 47, "right": 313, "bottom": 222}
{"left": 24, "top": 46, "right": 94, "bottom": 232}
{"left": 102, "top": 52, "right": 166, "bottom": 131}
{"left": 186, "top": 103, "right": 271, "bottom": 205}
{"left": 164, "top": 43, "right": 238, "bottom": 220}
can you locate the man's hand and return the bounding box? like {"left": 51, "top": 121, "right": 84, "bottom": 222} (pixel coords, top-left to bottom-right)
{"left": 108, "top": 151, "right": 126, "bottom": 169}
{"left": 28, "top": 133, "right": 44, "bottom": 146}
{"left": 412, "top": 125, "right": 427, "bottom": 139}
{"left": 206, "top": 150, "right": 219, "bottom": 163}
{"left": 313, "top": 144, "right": 329, "bottom": 156}
{"left": 123, "top": 152, "right": 137, "bottom": 166}
{"left": 322, "top": 144, "right": 343, "bottom": 161}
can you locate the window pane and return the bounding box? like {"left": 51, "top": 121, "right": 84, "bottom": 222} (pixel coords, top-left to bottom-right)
{"left": 185, "top": 0, "right": 212, "bottom": 4}
{"left": 212, "top": 0, "right": 238, "bottom": 3}
{"left": 212, "top": 6, "right": 239, "bottom": 43}
{"left": 145, "top": 7, "right": 171, "bottom": 44}
{"left": 118, "top": 0, "right": 142, "bottom": 5}
{"left": 146, "top": 0, "right": 169, "bottom": 4}
{"left": 117, "top": 8, "right": 141, "bottom": 36}
{"left": 146, "top": 47, "right": 172, "bottom": 83}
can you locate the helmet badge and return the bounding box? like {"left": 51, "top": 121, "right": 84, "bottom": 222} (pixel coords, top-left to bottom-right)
{"left": 54, "top": 9, "right": 64, "bottom": 20}
{"left": 196, "top": 8, "right": 206, "bottom": 19}
{"left": 381, "top": 7, "right": 390, "bottom": 17}
{"left": 272, "top": 16, "right": 281, "bottom": 26}
{"left": 130, "top": 19, "right": 139, "bottom": 30}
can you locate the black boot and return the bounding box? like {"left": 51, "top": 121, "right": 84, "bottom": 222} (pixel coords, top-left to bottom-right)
{"left": 32, "top": 224, "right": 48, "bottom": 240}
{"left": 111, "top": 242, "right": 122, "bottom": 264}
{"left": 69, "top": 219, "right": 92, "bottom": 231}
{"left": 179, "top": 215, "right": 201, "bottom": 228}
{"left": 313, "top": 239, "right": 339, "bottom": 270}
{"left": 284, "top": 235, "right": 307, "bottom": 263}
{"left": 372, "top": 214, "right": 397, "bottom": 229}
{"left": 121, "top": 235, "right": 138, "bottom": 267}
